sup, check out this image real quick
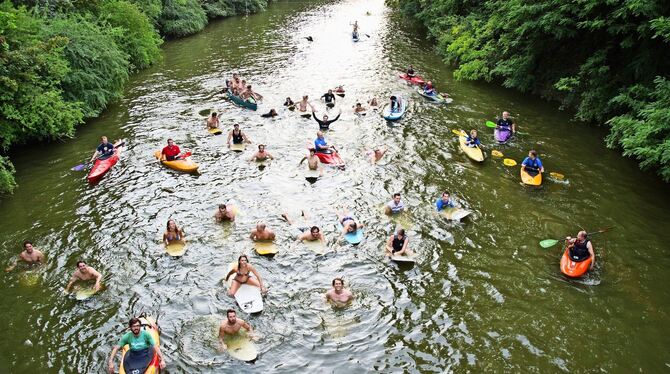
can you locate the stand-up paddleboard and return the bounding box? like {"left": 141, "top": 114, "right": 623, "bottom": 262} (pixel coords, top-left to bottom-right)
{"left": 166, "top": 240, "right": 186, "bottom": 257}
{"left": 224, "top": 329, "right": 258, "bottom": 362}
{"left": 229, "top": 143, "right": 246, "bottom": 152}
{"left": 208, "top": 128, "right": 223, "bottom": 135}
{"left": 337, "top": 218, "right": 364, "bottom": 245}
{"left": 74, "top": 285, "right": 97, "bottom": 300}
{"left": 225, "top": 262, "right": 264, "bottom": 313}
{"left": 254, "top": 241, "right": 278, "bottom": 255}
{"left": 440, "top": 207, "right": 472, "bottom": 221}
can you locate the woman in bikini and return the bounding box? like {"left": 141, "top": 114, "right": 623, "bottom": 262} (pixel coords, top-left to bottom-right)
{"left": 225, "top": 255, "right": 267, "bottom": 296}
{"left": 162, "top": 219, "right": 185, "bottom": 247}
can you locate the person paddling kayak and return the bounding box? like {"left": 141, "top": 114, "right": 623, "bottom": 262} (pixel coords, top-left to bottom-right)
{"left": 435, "top": 191, "right": 456, "bottom": 211}
{"left": 90, "top": 136, "right": 115, "bottom": 162}
{"left": 406, "top": 65, "right": 416, "bottom": 78}
{"left": 464, "top": 129, "right": 482, "bottom": 147}
{"left": 160, "top": 139, "right": 186, "bottom": 161}
{"left": 521, "top": 149, "right": 544, "bottom": 176}
{"left": 321, "top": 89, "right": 337, "bottom": 108}
{"left": 566, "top": 231, "right": 595, "bottom": 270}
{"left": 423, "top": 81, "right": 436, "bottom": 96}
{"left": 107, "top": 317, "right": 166, "bottom": 374}
{"left": 312, "top": 111, "right": 341, "bottom": 130}
{"left": 496, "top": 111, "right": 516, "bottom": 134}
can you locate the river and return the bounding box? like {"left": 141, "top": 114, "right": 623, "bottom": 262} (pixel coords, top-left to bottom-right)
{"left": 1, "top": 0, "right": 669, "bottom": 372}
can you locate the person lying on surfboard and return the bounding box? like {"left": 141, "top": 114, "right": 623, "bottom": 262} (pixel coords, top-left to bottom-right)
{"left": 385, "top": 228, "right": 414, "bottom": 257}
{"left": 365, "top": 146, "right": 387, "bottom": 164}
{"left": 248, "top": 144, "right": 274, "bottom": 162}
{"left": 284, "top": 97, "right": 295, "bottom": 108}
{"left": 225, "top": 255, "right": 267, "bottom": 296}
{"left": 219, "top": 309, "right": 257, "bottom": 352}
{"left": 521, "top": 150, "right": 544, "bottom": 175}
{"left": 227, "top": 124, "right": 251, "bottom": 147}
{"left": 464, "top": 129, "right": 481, "bottom": 148}
{"left": 326, "top": 278, "right": 354, "bottom": 305}
{"left": 321, "top": 89, "right": 337, "bottom": 108}
{"left": 64, "top": 260, "right": 102, "bottom": 293}
{"left": 296, "top": 95, "right": 314, "bottom": 113}
{"left": 312, "top": 111, "right": 341, "bottom": 130}
{"left": 214, "top": 203, "right": 236, "bottom": 222}
{"left": 384, "top": 193, "right": 405, "bottom": 215}
{"left": 206, "top": 112, "right": 220, "bottom": 130}
{"left": 5, "top": 240, "right": 44, "bottom": 272}
{"left": 496, "top": 111, "right": 516, "bottom": 134}
{"left": 435, "top": 191, "right": 456, "bottom": 211}
{"left": 163, "top": 219, "right": 185, "bottom": 247}
{"left": 336, "top": 210, "right": 364, "bottom": 236}
{"left": 353, "top": 102, "right": 367, "bottom": 114}
{"left": 249, "top": 223, "right": 275, "bottom": 241}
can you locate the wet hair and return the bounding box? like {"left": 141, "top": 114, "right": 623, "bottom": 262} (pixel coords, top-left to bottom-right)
{"left": 166, "top": 219, "right": 178, "bottom": 231}
{"left": 237, "top": 254, "right": 249, "bottom": 269}
{"left": 332, "top": 277, "right": 344, "bottom": 286}
{"left": 393, "top": 193, "right": 401, "bottom": 198}
{"left": 211, "top": 112, "right": 217, "bottom": 117}
{"left": 128, "top": 317, "right": 141, "bottom": 327}
{"left": 397, "top": 228, "right": 406, "bottom": 236}
{"left": 218, "top": 203, "right": 226, "bottom": 209}
{"left": 350, "top": 222, "right": 358, "bottom": 232}
{"left": 167, "top": 138, "right": 173, "bottom": 143}
{"left": 390, "top": 95, "right": 397, "bottom": 100}
{"left": 234, "top": 123, "right": 240, "bottom": 127}
{"left": 76, "top": 260, "right": 86, "bottom": 267}
{"left": 529, "top": 150, "right": 537, "bottom": 157}
{"left": 226, "top": 309, "right": 236, "bottom": 317}
{"left": 310, "top": 226, "right": 320, "bottom": 233}
{"left": 442, "top": 191, "right": 450, "bottom": 197}
{"left": 23, "top": 240, "right": 32, "bottom": 248}
{"left": 258, "top": 144, "right": 265, "bottom": 150}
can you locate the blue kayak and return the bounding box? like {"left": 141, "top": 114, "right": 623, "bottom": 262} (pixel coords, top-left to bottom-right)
{"left": 227, "top": 89, "right": 257, "bottom": 111}
{"left": 382, "top": 95, "right": 407, "bottom": 121}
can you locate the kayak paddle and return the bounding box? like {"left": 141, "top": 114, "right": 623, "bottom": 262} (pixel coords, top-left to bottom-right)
{"left": 71, "top": 141, "right": 126, "bottom": 171}
{"left": 486, "top": 120, "right": 527, "bottom": 135}
{"left": 539, "top": 227, "right": 613, "bottom": 248}
{"left": 451, "top": 129, "right": 466, "bottom": 136}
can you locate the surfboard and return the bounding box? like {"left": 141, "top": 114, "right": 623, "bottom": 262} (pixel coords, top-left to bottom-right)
{"left": 304, "top": 169, "right": 320, "bottom": 179}
{"left": 230, "top": 143, "right": 246, "bottom": 152}
{"left": 337, "top": 219, "right": 364, "bottom": 245}
{"left": 208, "top": 128, "right": 222, "bottom": 135}
{"left": 254, "top": 241, "right": 278, "bottom": 255}
{"left": 390, "top": 255, "right": 417, "bottom": 264}
{"left": 303, "top": 239, "right": 326, "bottom": 254}
{"left": 166, "top": 241, "right": 186, "bottom": 257}
{"left": 74, "top": 285, "right": 97, "bottom": 300}
{"left": 225, "top": 263, "right": 264, "bottom": 313}
{"left": 19, "top": 268, "right": 41, "bottom": 287}
{"left": 440, "top": 207, "right": 472, "bottom": 221}
{"left": 224, "top": 329, "right": 258, "bottom": 362}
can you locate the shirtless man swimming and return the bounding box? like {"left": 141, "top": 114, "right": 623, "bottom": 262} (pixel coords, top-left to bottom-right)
{"left": 280, "top": 211, "right": 326, "bottom": 244}
{"left": 248, "top": 144, "right": 274, "bottom": 162}
{"left": 65, "top": 261, "right": 103, "bottom": 293}
{"left": 299, "top": 148, "right": 323, "bottom": 175}
{"left": 214, "top": 203, "right": 236, "bottom": 222}
{"left": 206, "top": 112, "right": 220, "bottom": 130}
{"left": 6, "top": 241, "right": 44, "bottom": 272}
{"left": 218, "top": 309, "right": 256, "bottom": 352}
{"left": 249, "top": 223, "right": 276, "bottom": 241}
{"left": 326, "top": 278, "right": 354, "bottom": 305}
{"left": 296, "top": 95, "right": 314, "bottom": 113}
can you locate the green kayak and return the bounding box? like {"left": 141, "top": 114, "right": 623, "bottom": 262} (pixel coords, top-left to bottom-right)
{"left": 227, "top": 89, "right": 258, "bottom": 111}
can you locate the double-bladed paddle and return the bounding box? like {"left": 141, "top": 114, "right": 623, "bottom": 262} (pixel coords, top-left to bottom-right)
{"left": 539, "top": 227, "right": 613, "bottom": 248}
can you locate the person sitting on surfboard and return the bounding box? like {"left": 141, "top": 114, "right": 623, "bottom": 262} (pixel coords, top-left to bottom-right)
{"left": 385, "top": 229, "right": 413, "bottom": 257}
{"left": 326, "top": 278, "right": 354, "bottom": 305}
{"left": 435, "top": 191, "right": 456, "bottom": 211}
{"left": 160, "top": 138, "right": 185, "bottom": 161}
{"left": 260, "top": 109, "right": 278, "bottom": 118}
{"left": 496, "top": 111, "right": 516, "bottom": 134}
{"left": 390, "top": 96, "right": 401, "bottom": 113}
{"left": 225, "top": 255, "right": 267, "bottom": 296}
{"left": 566, "top": 231, "right": 595, "bottom": 269}
{"left": 206, "top": 112, "right": 220, "bottom": 130}
{"left": 5, "top": 241, "right": 44, "bottom": 272}
{"left": 321, "top": 89, "right": 337, "bottom": 108}
{"left": 163, "top": 219, "right": 185, "bottom": 247}
{"left": 406, "top": 65, "right": 416, "bottom": 78}
{"left": 314, "top": 131, "right": 335, "bottom": 154}
{"left": 284, "top": 97, "right": 295, "bottom": 108}
{"left": 65, "top": 260, "right": 102, "bottom": 293}
{"left": 250, "top": 223, "right": 276, "bottom": 241}
{"left": 227, "top": 124, "right": 250, "bottom": 147}
{"left": 219, "top": 309, "right": 257, "bottom": 352}
{"left": 297, "top": 95, "right": 313, "bottom": 113}
{"left": 423, "top": 81, "right": 436, "bottom": 96}
{"left": 464, "top": 129, "right": 481, "bottom": 148}
{"left": 214, "top": 203, "right": 236, "bottom": 222}
{"left": 249, "top": 144, "right": 274, "bottom": 162}
{"left": 107, "top": 317, "right": 166, "bottom": 374}
{"left": 299, "top": 148, "right": 323, "bottom": 173}
{"left": 521, "top": 150, "right": 544, "bottom": 176}
{"left": 312, "top": 111, "right": 341, "bottom": 130}
{"left": 384, "top": 193, "right": 405, "bottom": 215}
{"left": 90, "top": 136, "right": 115, "bottom": 162}
{"left": 336, "top": 210, "right": 364, "bottom": 236}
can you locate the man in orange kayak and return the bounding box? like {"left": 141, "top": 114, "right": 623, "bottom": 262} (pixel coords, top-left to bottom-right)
{"left": 107, "top": 317, "right": 166, "bottom": 374}
{"left": 566, "top": 231, "right": 595, "bottom": 270}
{"left": 160, "top": 139, "right": 182, "bottom": 161}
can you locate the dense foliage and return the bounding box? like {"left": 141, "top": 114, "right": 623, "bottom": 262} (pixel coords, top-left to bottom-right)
{"left": 394, "top": 0, "right": 670, "bottom": 181}
{"left": 0, "top": 0, "right": 269, "bottom": 194}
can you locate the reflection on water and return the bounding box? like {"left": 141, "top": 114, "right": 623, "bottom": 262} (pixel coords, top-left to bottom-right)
{"left": 1, "top": 0, "right": 670, "bottom": 372}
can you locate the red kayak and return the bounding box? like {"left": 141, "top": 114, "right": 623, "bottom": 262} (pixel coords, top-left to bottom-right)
{"left": 560, "top": 246, "right": 592, "bottom": 278}
{"left": 309, "top": 148, "right": 345, "bottom": 168}
{"left": 88, "top": 145, "right": 123, "bottom": 184}
{"left": 399, "top": 73, "right": 425, "bottom": 85}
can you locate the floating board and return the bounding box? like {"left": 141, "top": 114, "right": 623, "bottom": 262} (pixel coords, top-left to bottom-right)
{"left": 230, "top": 143, "right": 246, "bottom": 152}
{"left": 303, "top": 239, "right": 326, "bottom": 254}
{"left": 337, "top": 219, "right": 364, "bottom": 245}
{"left": 19, "top": 269, "right": 41, "bottom": 287}
{"left": 304, "top": 169, "right": 320, "bottom": 179}
{"left": 75, "top": 286, "right": 97, "bottom": 301}
{"left": 355, "top": 111, "right": 367, "bottom": 117}
{"left": 226, "top": 263, "right": 263, "bottom": 313}
{"left": 391, "top": 255, "right": 417, "bottom": 264}
{"left": 440, "top": 208, "right": 472, "bottom": 221}
{"left": 166, "top": 241, "right": 186, "bottom": 257}
{"left": 224, "top": 329, "right": 258, "bottom": 362}
{"left": 254, "top": 241, "right": 278, "bottom": 255}
{"left": 208, "top": 128, "right": 223, "bottom": 135}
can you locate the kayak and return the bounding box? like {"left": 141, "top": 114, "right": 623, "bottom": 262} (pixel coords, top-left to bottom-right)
{"left": 494, "top": 128, "right": 512, "bottom": 143}
{"left": 560, "top": 246, "right": 592, "bottom": 278}
{"left": 459, "top": 135, "right": 485, "bottom": 162}
{"left": 227, "top": 89, "right": 257, "bottom": 111}
{"left": 416, "top": 88, "right": 450, "bottom": 104}
{"left": 88, "top": 144, "right": 122, "bottom": 184}
{"left": 119, "top": 315, "right": 160, "bottom": 374}
{"left": 399, "top": 73, "right": 425, "bottom": 85}
{"left": 382, "top": 95, "right": 407, "bottom": 121}
{"left": 310, "top": 148, "right": 345, "bottom": 168}
{"left": 153, "top": 151, "right": 199, "bottom": 173}
{"left": 520, "top": 167, "right": 542, "bottom": 186}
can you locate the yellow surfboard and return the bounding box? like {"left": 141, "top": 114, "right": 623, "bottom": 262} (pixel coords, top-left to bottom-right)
{"left": 254, "top": 241, "right": 278, "bottom": 255}
{"left": 166, "top": 241, "right": 186, "bottom": 257}
{"left": 224, "top": 329, "right": 258, "bottom": 362}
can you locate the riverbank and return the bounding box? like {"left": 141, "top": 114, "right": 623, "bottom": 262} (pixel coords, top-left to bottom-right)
{"left": 0, "top": 0, "right": 270, "bottom": 194}
{"left": 391, "top": 0, "right": 670, "bottom": 183}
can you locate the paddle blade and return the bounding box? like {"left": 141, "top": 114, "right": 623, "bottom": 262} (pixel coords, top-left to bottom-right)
{"left": 539, "top": 239, "right": 559, "bottom": 248}
{"left": 503, "top": 158, "right": 517, "bottom": 166}
{"left": 491, "top": 150, "right": 503, "bottom": 158}
{"left": 71, "top": 164, "right": 86, "bottom": 171}
{"left": 485, "top": 120, "right": 496, "bottom": 128}
{"left": 550, "top": 172, "right": 565, "bottom": 180}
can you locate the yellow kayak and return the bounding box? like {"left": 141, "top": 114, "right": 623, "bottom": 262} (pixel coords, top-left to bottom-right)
{"left": 459, "top": 135, "right": 484, "bottom": 162}
{"left": 153, "top": 151, "right": 199, "bottom": 173}
{"left": 520, "top": 167, "right": 542, "bottom": 186}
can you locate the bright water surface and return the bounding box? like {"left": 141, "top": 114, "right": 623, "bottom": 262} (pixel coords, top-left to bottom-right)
{"left": 1, "top": 0, "right": 670, "bottom": 372}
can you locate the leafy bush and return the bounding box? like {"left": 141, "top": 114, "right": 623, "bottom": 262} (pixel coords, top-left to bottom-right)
{"left": 159, "top": 0, "right": 207, "bottom": 37}
{"left": 201, "top": 0, "right": 266, "bottom": 19}
{"left": 0, "top": 156, "right": 17, "bottom": 194}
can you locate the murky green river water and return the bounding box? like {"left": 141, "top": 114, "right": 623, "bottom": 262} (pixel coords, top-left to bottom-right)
{"left": 1, "top": 0, "right": 669, "bottom": 372}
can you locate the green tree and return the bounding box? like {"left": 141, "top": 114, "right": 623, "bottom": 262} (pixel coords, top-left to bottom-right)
{"left": 159, "top": 0, "right": 207, "bottom": 37}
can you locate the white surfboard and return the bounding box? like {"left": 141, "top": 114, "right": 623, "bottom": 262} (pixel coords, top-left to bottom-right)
{"left": 224, "top": 329, "right": 258, "bottom": 361}
{"left": 304, "top": 169, "right": 320, "bottom": 179}
{"left": 440, "top": 207, "right": 472, "bottom": 221}
{"left": 225, "top": 263, "right": 263, "bottom": 313}
{"left": 390, "top": 255, "right": 417, "bottom": 264}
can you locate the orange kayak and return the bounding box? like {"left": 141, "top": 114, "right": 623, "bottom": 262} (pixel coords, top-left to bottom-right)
{"left": 520, "top": 167, "right": 542, "bottom": 186}
{"left": 119, "top": 316, "right": 161, "bottom": 374}
{"left": 560, "top": 247, "right": 592, "bottom": 278}
{"left": 153, "top": 151, "right": 198, "bottom": 173}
